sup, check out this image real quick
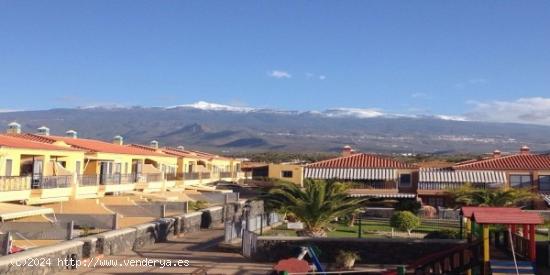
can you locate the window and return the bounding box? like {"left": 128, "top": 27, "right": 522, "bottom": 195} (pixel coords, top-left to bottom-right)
{"left": 5, "top": 159, "right": 12, "bottom": 176}
{"left": 539, "top": 175, "right": 550, "bottom": 191}
{"left": 510, "top": 175, "right": 532, "bottom": 188}
{"left": 399, "top": 173, "right": 412, "bottom": 187}
{"left": 282, "top": 171, "right": 293, "bottom": 178}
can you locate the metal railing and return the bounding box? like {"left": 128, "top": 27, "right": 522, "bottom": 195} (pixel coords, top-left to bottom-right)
{"left": 184, "top": 172, "right": 200, "bottom": 180}
{"left": 145, "top": 173, "right": 162, "bottom": 182}
{"left": 78, "top": 175, "right": 99, "bottom": 186}
{"left": 164, "top": 173, "right": 178, "bottom": 181}
{"left": 98, "top": 174, "right": 137, "bottom": 185}
{"left": 220, "top": 171, "right": 232, "bottom": 178}
{"left": 200, "top": 172, "right": 211, "bottom": 179}
{"left": 418, "top": 182, "right": 498, "bottom": 190}
{"left": 0, "top": 176, "right": 32, "bottom": 191}
{"left": 33, "top": 175, "right": 72, "bottom": 189}
{"left": 350, "top": 181, "right": 397, "bottom": 189}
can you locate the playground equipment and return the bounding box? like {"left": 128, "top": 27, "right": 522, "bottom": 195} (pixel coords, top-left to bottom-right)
{"left": 460, "top": 207, "right": 543, "bottom": 274}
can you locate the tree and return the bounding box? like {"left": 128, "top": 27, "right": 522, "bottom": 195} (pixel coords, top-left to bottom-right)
{"left": 390, "top": 211, "right": 421, "bottom": 237}
{"left": 448, "top": 184, "right": 535, "bottom": 207}
{"left": 263, "top": 179, "right": 368, "bottom": 237}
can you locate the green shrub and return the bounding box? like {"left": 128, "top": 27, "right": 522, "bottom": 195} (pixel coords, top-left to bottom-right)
{"left": 390, "top": 211, "right": 421, "bottom": 236}
{"left": 395, "top": 200, "right": 421, "bottom": 214}
{"left": 189, "top": 200, "right": 209, "bottom": 211}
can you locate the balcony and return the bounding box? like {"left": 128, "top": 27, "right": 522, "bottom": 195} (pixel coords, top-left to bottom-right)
{"left": 220, "top": 171, "right": 232, "bottom": 178}
{"left": 32, "top": 175, "right": 72, "bottom": 189}
{"left": 184, "top": 172, "right": 200, "bottom": 180}
{"left": 201, "top": 172, "right": 211, "bottom": 179}
{"left": 145, "top": 173, "right": 162, "bottom": 182}
{"left": 0, "top": 176, "right": 32, "bottom": 192}
{"left": 350, "top": 181, "right": 397, "bottom": 190}
{"left": 78, "top": 175, "right": 99, "bottom": 186}
{"left": 417, "top": 182, "right": 502, "bottom": 195}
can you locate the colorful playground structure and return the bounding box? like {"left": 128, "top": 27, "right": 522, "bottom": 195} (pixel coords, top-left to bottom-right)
{"left": 273, "top": 206, "right": 544, "bottom": 275}
{"left": 461, "top": 206, "right": 542, "bottom": 274}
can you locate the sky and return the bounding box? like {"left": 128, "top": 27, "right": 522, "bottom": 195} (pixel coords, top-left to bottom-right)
{"left": 1, "top": 1, "right": 549, "bottom": 124}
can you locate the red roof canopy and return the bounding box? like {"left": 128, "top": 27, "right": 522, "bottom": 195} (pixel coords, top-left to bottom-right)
{"left": 460, "top": 206, "right": 522, "bottom": 218}
{"left": 472, "top": 211, "right": 543, "bottom": 225}
{"left": 306, "top": 153, "right": 416, "bottom": 169}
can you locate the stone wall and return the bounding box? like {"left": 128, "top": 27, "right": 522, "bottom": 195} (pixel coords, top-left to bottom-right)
{"left": 180, "top": 212, "right": 202, "bottom": 233}
{"left": 252, "top": 236, "right": 465, "bottom": 264}
{"left": 0, "top": 240, "right": 84, "bottom": 274}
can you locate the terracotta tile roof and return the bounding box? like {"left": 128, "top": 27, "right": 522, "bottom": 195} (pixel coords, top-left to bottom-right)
{"left": 472, "top": 211, "right": 543, "bottom": 225}
{"left": 460, "top": 207, "right": 522, "bottom": 218}
{"left": 453, "top": 154, "right": 550, "bottom": 170}
{"left": 306, "top": 153, "right": 417, "bottom": 169}
{"left": 13, "top": 134, "right": 169, "bottom": 157}
{"left": 0, "top": 134, "right": 82, "bottom": 152}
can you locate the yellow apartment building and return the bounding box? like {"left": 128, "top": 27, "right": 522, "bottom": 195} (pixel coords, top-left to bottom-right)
{"left": 12, "top": 128, "right": 178, "bottom": 196}
{"left": 1, "top": 123, "right": 86, "bottom": 204}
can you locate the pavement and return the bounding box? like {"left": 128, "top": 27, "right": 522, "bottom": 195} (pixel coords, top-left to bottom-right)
{"left": 59, "top": 227, "right": 274, "bottom": 275}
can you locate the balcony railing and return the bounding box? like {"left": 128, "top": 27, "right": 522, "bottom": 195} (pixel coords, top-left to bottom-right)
{"left": 145, "top": 173, "right": 162, "bottom": 182}
{"left": 418, "top": 182, "right": 500, "bottom": 190}
{"left": 220, "top": 171, "right": 232, "bottom": 178}
{"left": 99, "top": 174, "right": 137, "bottom": 185}
{"left": 164, "top": 173, "right": 178, "bottom": 181}
{"left": 0, "top": 176, "right": 32, "bottom": 191}
{"left": 184, "top": 172, "right": 200, "bottom": 180}
{"left": 78, "top": 175, "right": 99, "bottom": 186}
{"left": 350, "top": 181, "right": 397, "bottom": 190}
{"left": 33, "top": 175, "right": 72, "bottom": 189}
{"left": 200, "top": 172, "right": 211, "bottom": 179}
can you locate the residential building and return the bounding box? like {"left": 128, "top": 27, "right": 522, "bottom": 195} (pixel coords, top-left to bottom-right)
{"left": 0, "top": 124, "right": 86, "bottom": 204}
{"left": 268, "top": 163, "right": 304, "bottom": 186}
{"left": 303, "top": 146, "right": 418, "bottom": 200}
{"left": 417, "top": 146, "right": 550, "bottom": 208}
{"left": 11, "top": 128, "right": 178, "bottom": 196}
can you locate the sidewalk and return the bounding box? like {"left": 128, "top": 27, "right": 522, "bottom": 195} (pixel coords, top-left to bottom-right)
{"left": 60, "top": 227, "right": 274, "bottom": 274}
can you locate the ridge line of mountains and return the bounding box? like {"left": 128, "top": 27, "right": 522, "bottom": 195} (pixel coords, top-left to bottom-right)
{"left": 1, "top": 103, "right": 550, "bottom": 154}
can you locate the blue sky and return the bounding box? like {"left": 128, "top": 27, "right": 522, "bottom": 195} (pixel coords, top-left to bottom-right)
{"left": 1, "top": 1, "right": 549, "bottom": 124}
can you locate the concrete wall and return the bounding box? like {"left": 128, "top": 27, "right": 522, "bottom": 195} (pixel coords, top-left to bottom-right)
{"left": 49, "top": 214, "right": 116, "bottom": 230}
{"left": 0, "top": 222, "right": 71, "bottom": 240}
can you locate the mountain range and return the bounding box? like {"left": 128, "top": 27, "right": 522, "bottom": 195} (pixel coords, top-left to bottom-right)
{"left": 1, "top": 101, "right": 550, "bottom": 154}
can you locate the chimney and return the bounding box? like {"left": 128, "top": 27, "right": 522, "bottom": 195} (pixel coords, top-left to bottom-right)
{"left": 176, "top": 145, "right": 185, "bottom": 151}
{"left": 113, "top": 135, "right": 124, "bottom": 145}
{"left": 150, "top": 140, "right": 159, "bottom": 149}
{"left": 66, "top": 130, "right": 77, "bottom": 139}
{"left": 37, "top": 126, "right": 50, "bottom": 136}
{"left": 6, "top": 122, "right": 21, "bottom": 134}
{"left": 520, "top": 145, "right": 530, "bottom": 155}
{"left": 342, "top": 145, "right": 352, "bottom": 157}
{"left": 493, "top": 150, "right": 501, "bottom": 158}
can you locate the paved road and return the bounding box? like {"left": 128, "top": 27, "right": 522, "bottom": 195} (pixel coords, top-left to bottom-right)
{"left": 60, "top": 228, "right": 273, "bottom": 275}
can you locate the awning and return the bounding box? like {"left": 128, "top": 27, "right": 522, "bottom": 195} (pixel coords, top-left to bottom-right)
{"left": 349, "top": 193, "right": 416, "bottom": 199}
{"left": 304, "top": 168, "right": 396, "bottom": 181}
{"left": 419, "top": 168, "right": 506, "bottom": 184}
{"left": 0, "top": 203, "right": 54, "bottom": 221}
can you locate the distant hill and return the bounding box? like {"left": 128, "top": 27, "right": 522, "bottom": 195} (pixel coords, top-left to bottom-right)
{"left": 1, "top": 102, "right": 550, "bottom": 154}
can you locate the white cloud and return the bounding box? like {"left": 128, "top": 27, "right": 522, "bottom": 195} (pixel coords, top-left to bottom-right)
{"left": 268, "top": 70, "right": 291, "bottom": 79}
{"left": 465, "top": 97, "right": 550, "bottom": 125}
{"left": 318, "top": 75, "right": 326, "bottom": 80}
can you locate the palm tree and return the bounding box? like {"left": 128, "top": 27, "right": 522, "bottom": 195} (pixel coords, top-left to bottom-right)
{"left": 447, "top": 184, "right": 535, "bottom": 207}
{"left": 264, "top": 179, "right": 368, "bottom": 237}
